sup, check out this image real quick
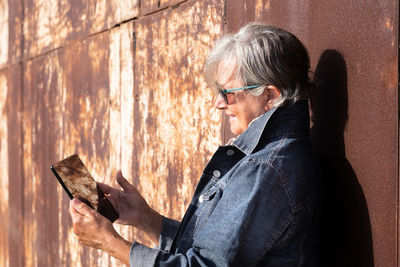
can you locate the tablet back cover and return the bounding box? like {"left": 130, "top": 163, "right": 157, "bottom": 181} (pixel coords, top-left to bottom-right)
{"left": 52, "top": 154, "right": 99, "bottom": 209}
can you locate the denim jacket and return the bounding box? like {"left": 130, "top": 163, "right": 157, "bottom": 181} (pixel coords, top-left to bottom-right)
{"left": 130, "top": 100, "right": 320, "bottom": 266}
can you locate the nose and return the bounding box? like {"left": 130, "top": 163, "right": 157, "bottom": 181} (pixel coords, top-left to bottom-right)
{"left": 214, "top": 95, "right": 227, "bottom": 110}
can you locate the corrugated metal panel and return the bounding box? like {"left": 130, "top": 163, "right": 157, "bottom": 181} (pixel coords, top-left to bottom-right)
{"left": 133, "top": 0, "right": 223, "bottom": 245}
{"left": 21, "top": 28, "right": 134, "bottom": 266}
{"left": 140, "top": 0, "right": 160, "bottom": 15}
{"left": 2, "top": 0, "right": 223, "bottom": 266}
{"left": 160, "top": 0, "right": 188, "bottom": 9}
{"left": 226, "top": 1, "right": 398, "bottom": 266}
{"left": 0, "top": 66, "right": 24, "bottom": 267}
{"left": 22, "top": 0, "right": 139, "bottom": 60}
{"left": 108, "top": 21, "right": 136, "bottom": 266}
{"left": 0, "top": 70, "right": 10, "bottom": 267}
{"left": 6, "top": 66, "right": 24, "bottom": 267}
{"left": 23, "top": 50, "right": 63, "bottom": 266}
{"left": 1, "top": 0, "right": 23, "bottom": 67}
{"left": 8, "top": 0, "right": 23, "bottom": 66}
{"left": 0, "top": 1, "right": 8, "bottom": 67}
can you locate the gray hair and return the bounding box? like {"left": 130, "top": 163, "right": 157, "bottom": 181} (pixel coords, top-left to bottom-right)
{"left": 205, "top": 22, "right": 314, "bottom": 106}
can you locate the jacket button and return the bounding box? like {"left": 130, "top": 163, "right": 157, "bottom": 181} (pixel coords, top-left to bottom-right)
{"left": 199, "top": 195, "right": 204, "bottom": 203}
{"left": 226, "top": 149, "right": 234, "bottom": 156}
{"left": 213, "top": 170, "right": 221, "bottom": 178}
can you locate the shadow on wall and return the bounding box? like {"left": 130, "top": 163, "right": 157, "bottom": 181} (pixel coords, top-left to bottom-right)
{"left": 310, "top": 50, "right": 374, "bottom": 267}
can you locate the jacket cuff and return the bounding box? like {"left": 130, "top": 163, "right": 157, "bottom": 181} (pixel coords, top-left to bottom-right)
{"left": 129, "top": 242, "right": 159, "bottom": 267}
{"left": 157, "top": 216, "right": 180, "bottom": 251}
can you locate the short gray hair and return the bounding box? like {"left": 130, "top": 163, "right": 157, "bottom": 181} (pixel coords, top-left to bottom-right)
{"left": 205, "top": 22, "right": 314, "bottom": 106}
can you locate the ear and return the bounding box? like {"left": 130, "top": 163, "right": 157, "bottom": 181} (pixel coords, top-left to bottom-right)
{"left": 264, "top": 85, "right": 281, "bottom": 111}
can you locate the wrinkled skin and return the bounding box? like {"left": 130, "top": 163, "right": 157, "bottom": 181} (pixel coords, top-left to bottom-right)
{"left": 70, "top": 198, "right": 118, "bottom": 250}
{"left": 69, "top": 171, "right": 161, "bottom": 265}
{"left": 98, "top": 171, "right": 152, "bottom": 227}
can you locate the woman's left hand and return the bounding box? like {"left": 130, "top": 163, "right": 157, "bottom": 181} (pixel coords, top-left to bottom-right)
{"left": 69, "top": 198, "right": 114, "bottom": 250}
{"left": 69, "top": 198, "right": 131, "bottom": 264}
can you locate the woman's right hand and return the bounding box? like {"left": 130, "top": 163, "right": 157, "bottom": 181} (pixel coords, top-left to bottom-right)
{"left": 98, "top": 171, "right": 162, "bottom": 244}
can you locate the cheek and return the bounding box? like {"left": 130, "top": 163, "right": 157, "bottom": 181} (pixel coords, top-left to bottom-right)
{"left": 231, "top": 109, "right": 251, "bottom": 133}
{"left": 238, "top": 106, "right": 263, "bottom": 127}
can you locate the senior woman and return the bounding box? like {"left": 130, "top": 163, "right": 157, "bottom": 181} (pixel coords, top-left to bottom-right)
{"left": 69, "top": 23, "right": 320, "bottom": 266}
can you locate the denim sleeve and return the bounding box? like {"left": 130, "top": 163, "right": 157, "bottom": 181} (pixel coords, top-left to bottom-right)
{"left": 156, "top": 216, "right": 180, "bottom": 251}
{"left": 130, "top": 160, "right": 292, "bottom": 266}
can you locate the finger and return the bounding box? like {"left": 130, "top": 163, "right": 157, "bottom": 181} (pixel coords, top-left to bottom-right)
{"left": 116, "top": 170, "right": 136, "bottom": 193}
{"left": 98, "top": 182, "right": 117, "bottom": 195}
{"left": 69, "top": 199, "right": 82, "bottom": 223}
{"left": 72, "top": 198, "right": 96, "bottom": 217}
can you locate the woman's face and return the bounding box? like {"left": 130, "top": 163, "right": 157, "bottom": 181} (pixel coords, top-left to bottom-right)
{"left": 214, "top": 63, "right": 269, "bottom": 135}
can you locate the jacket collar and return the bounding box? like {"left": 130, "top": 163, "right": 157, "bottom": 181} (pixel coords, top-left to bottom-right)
{"left": 232, "top": 100, "right": 309, "bottom": 155}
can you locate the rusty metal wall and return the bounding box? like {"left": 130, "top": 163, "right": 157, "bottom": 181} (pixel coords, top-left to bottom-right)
{"left": 225, "top": 1, "right": 398, "bottom": 267}
{"left": 0, "top": 0, "right": 398, "bottom": 266}
{"left": 1, "top": 0, "right": 223, "bottom": 266}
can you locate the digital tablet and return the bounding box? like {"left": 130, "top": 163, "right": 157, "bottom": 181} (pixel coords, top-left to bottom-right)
{"left": 50, "top": 154, "right": 119, "bottom": 222}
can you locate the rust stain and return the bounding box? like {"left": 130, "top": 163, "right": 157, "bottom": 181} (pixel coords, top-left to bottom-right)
{"left": 23, "top": 0, "right": 139, "bottom": 60}
{"left": 381, "top": 55, "right": 397, "bottom": 92}
{"left": 2, "top": 0, "right": 224, "bottom": 265}
{"left": 160, "top": 0, "right": 186, "bottom": 9}
{"left": 14, "top": 10, "right": 138, "bottom": 265}
{"left": 5, "top": 0, "right": 398, "bottom": 266}
{"left": 22, "top": 60, "right": 36, "bottom": 267}
{"left": 134, "top": 0, "right": 223, "bottom": 245}
{"left": 109, "top": 24, "right": 122, "bottom": 182}
{"left": 8, "top": 0, "right": 22, "bottom": 65}
{"left": 110, "top": 22, "right": 136, "bottom": 247}
{"left": 112, "top": 0, "right": 139, "bottom": 23}
{"left": 106, "top": 23, "right": 134, "bottom": 251}
{"left": 22, "top": 51, "right": 65, "bottom": 266}
{"left": 108, "top": 22, "right": 136, "bottom": 244}
{"left": 140, "top": 0, "right": 159, "bottom": 16}
{"left": 61, "top": 32, "right": 110, "bottom": 178}
{"left": 255, "top": 0, "right": 269, "bottom": 20}
{"left": 0, "top": 0, "right": 8, "bottom": 68}
{"left": 0, "top": 71, "right": 9, "bottom": 267}
{"left": 60, "top": 31, "right": 121, "bottom": 265}
{"left": 119, "top": 22, "right": 135, "bottom": 181}
{"left": 384, "top": 17, "right": 394, "bottom": 30}
{"left": 5, "top": 67, "right": 23, "bottom": 267}
{"left": 227, "top": 1, "right": 398, "bottom": 266}
{"left": 23, "top": 0, "right": 71, "bottom": 58}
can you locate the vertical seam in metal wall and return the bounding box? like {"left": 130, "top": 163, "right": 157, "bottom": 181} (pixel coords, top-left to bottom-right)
{"left": 119, "top": 28, "right": 122, "bottom": 170}
{"left": 397, "top": 2, "right": 400, "bottom": 265}
{"left": 222, "top": 0, "right": 227, "bottom": 143}
{"left": 19, "top": 0, "right": 25, "bottom": 265}
{"left": 223, "top": 0, "right": 227, "bottom": 28}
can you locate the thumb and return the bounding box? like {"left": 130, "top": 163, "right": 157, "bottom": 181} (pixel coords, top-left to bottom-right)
{"left": 116, "top": 170, "right": 136, "bottom": 193}
{"left": 72, "top": 198, "right": 96, "bottom": 217}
